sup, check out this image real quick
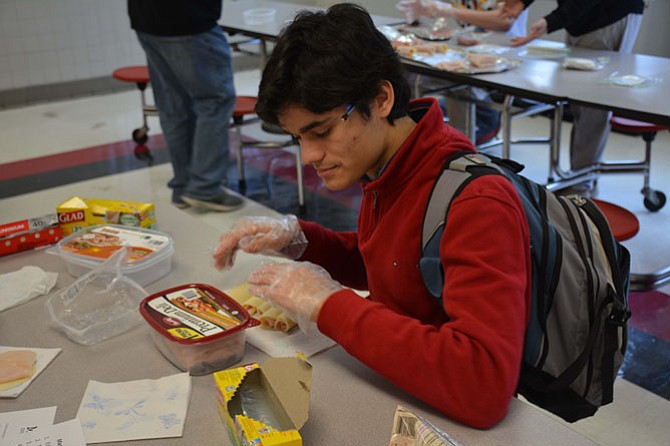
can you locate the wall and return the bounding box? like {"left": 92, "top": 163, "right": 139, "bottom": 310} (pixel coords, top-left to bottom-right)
{"left": 0, "top": 0, "right": 144, "bottom": 92}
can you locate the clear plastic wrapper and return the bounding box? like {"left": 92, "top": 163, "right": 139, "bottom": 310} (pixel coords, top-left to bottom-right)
{"left": 388, "top": 406, "right": 465, "bottom": 446}
{"left": 601, "top": 72, "right": 656, "bottom": 88}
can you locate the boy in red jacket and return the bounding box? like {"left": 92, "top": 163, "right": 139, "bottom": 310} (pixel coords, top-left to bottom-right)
{"left": 213, "top": 3, "right": 531, "bottom": 428}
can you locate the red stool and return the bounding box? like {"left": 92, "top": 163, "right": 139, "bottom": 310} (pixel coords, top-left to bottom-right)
{"left": 610, "top": 116, "right": 668, "bottom": 212}
{"left": 592, "top": 199, "right": 639, "bottom": 242}
{"left": 112, "top": 66, "right": 158, "bottom": 149}
{"left": 231, "top": 96, "right": 305, "bottom": 213}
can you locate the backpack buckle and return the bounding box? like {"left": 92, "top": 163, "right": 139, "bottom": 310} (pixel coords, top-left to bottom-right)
{"left": 608, "top": 308, "right": 631, "bottom": 326}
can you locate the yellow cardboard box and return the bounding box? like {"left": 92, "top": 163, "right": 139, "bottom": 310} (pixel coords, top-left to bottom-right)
{"left": 213, "top": 356, "right": 312, "bottom": 446}
{"left": 56, "top": 197, "right": 156, "bottom": 235}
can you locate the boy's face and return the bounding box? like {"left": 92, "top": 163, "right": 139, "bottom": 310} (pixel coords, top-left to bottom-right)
{"left": 278, "top": 101, "right": 391, "bottom": 191}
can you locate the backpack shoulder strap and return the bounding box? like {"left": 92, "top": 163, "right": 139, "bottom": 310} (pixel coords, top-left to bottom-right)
{"left": 420, "top": 152, "right": 504, "bottom": 301}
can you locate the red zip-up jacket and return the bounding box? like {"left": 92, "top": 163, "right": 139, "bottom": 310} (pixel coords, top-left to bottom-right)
{"left": 299, "top": 98, "right": 531, "bottom": 428}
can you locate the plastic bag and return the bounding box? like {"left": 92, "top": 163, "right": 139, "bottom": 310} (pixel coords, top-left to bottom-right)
{"left": 601, "top": 72, "right": 655, "bottom": 88}
{"left": 562, "top": 56, "right": 608, "bottom": 71}
{"left": 46, "top": 247, "right": 147, "bottom": 345}
{"left": 388, "top": 406, "right": 465, "bottom": 446}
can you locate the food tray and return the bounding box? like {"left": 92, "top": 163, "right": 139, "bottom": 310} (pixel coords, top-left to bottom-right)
{"left": 408, "top": 50, "right": 521, "bottom": 74}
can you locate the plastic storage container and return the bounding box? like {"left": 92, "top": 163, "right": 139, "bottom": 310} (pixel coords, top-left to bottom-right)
{"left": 243, "top": 8, "right": 276, "bottom": 25}
{"left": 46, "top": 248, "right": 148, "bottom": 345}
{"left": 140, "top": 284, "right": 259, "bottom": 375}
{"left": 53, "top": 224, "right": 174, "bottom": 286}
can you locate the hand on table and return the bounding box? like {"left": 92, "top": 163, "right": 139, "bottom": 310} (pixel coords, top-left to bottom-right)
{"left": 212, "top": 215, "right": 307, "bottom": 270}
{"left": 247, "top": 261, "right": 343, "bottom": 326}
{"left": 510, "top": 18, "right": 547, "bottom": 47}
{"left": 500, "top": 0, "right": 526, "bottom": 19}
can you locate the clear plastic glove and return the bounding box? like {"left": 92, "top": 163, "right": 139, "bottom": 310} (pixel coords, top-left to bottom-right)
{"left": 422, "top": 1, "right": 452, "bottom": 18}
{"left": 247, "top": 261, "right": 343, "bottom": 328}
{"left": 396, "top": 0, "right": 422, "bottom": 24}
{"left": 212, "top": 215, "right": 307, "bottom": 270}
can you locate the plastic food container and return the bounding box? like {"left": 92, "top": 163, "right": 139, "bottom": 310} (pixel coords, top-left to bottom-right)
{"left": 243, "top": 8, "right": 276, "bottom": 25}
{"left": 53, "top": 224, "right": 174, "bottom": 286}
{"left": 46, "top": 249, "right": 148, "bottom": 345}
{"left": 140, "top": 284, "right": 260, "bottom": 375}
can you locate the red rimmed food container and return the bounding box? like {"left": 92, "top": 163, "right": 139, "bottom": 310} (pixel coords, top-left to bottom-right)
{"left": 140, "top": 283, "right": 259, "bottom": 375}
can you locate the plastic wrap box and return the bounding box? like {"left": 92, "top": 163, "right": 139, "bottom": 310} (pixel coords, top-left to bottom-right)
{"left": 56, "top": 196, "right": 156, "bottom": 236}
{"left": 0, "top": 213, "right": 62, "bottom": 257}
{"left": 213, "top": 356, "right": 312, "bottom": 446}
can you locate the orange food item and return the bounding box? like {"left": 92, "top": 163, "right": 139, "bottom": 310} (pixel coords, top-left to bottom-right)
{"left": 0, "top": 350, "right": 36, "bottom": 387}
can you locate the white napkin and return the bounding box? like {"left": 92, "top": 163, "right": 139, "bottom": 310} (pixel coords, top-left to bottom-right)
{"left": 246, "top": 326, "right": 336, "bottom": 358}
{"left": 76, "top": 373, "right": 191, "bottom": 444}
{"left": 0, "top": 266, "right": 58, "bottom": 312}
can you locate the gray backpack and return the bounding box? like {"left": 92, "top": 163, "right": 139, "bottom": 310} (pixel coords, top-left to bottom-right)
{"left": 419, "top": 152, "right": 631, "bottom": 422}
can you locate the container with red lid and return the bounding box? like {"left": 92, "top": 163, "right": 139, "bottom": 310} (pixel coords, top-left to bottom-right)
{"left": 140, "top": 283, "right": 259, "bottom": 375}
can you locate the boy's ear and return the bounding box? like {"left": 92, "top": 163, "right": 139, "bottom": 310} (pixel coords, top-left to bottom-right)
{"left": 375, "top": 80, "right": 395, "bottom": 119}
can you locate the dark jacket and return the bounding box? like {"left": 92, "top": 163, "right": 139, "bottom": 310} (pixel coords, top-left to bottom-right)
{"left": 522, "top": 0, "right": 644, "bottom": 36}
{"left": 128, "top": 0, "right": 222, "bottom": 36}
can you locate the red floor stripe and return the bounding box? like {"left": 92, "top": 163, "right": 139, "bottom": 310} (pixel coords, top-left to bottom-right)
{"left": 629, "top": 290, "right": 670, "bottom": 342}
{"left": 0, "top": 135, "right": 165, "bottom": 181}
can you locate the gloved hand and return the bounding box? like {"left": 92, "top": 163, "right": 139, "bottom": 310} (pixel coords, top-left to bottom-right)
{"left": 396, "top": 0, "right": 423, "bottom": 24}
{"left": 422, "top": 1, "right": 453, "bottom": 18}
{"left": 212, "top": 215, "right": 307, "bottom": 270}
{"left": 247, "top": 261, "right": 343, "bottom": 327}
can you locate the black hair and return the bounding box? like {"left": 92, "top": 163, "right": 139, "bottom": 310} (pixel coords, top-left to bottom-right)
{"left": 255, "top": 3, "right": 411, "bottom": 126}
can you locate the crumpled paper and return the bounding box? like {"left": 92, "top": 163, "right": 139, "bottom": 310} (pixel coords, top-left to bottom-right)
{"left": 0, "top": 266, "right": 57, "bottom": 312}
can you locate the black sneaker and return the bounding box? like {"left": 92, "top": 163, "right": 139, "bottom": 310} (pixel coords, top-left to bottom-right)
{"left": 182, "top": 191, "right": 244, "bottom": 212}
{"left": 172, "top": 197, "right": 190, "bottom": 209}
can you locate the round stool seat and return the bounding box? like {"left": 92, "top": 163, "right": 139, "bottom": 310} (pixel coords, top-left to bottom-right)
{"left": 234, "top": 96, "right": 257, "bottom": 118}
{"left": 592, "top": 199, "right": 639, "bottom": 242}
{"left": 610, "top": 116, "right": 667, "bottom": 134}
{"left": 113, "top": 66, "right": 150, "bottom": 83}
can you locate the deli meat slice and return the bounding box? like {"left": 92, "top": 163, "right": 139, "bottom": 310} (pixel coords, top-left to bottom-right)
{"left": 0, "top": 350, "right": 36, "bottom": 384}
{"left": 468, "top": 53, "right": 499, "bottom": 68}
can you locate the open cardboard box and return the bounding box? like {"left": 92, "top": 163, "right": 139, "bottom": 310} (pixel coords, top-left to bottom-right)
{"left": 213, "top": 356, "right": 312, "bottom": 446}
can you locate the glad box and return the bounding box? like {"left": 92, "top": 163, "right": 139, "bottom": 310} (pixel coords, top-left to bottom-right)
{"left": 56, "top": 197, "right": 156, "bottom": 236}
{"left": 0, "top": 213, "right": 62, "bottom": 257}
{"left": 213, "top": 356, "right": 312, "bottom": 446}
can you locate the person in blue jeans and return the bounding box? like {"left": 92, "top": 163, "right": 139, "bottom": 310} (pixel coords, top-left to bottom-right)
{"left": 128, "top": 0, "right": 243, "bottom": 211}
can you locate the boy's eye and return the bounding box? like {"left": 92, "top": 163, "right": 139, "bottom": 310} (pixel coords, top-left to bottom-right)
{"left": 314, "top": 128, "right": 332, "bottom": 138}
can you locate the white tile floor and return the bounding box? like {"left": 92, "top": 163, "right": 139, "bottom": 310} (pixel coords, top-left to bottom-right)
{"left": 1, "top": 68, "right": 669, "bottom": 445}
